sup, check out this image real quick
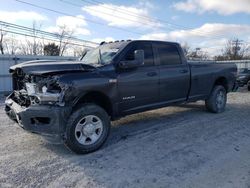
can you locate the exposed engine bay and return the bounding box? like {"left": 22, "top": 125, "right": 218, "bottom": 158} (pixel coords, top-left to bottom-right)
{"left": 11, "top": 68, "right": 66, "bottom": 107}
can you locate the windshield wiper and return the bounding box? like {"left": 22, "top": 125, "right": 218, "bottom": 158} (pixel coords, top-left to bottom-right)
{"left": 79, "top": 50, "right": 87, "bottom": 61}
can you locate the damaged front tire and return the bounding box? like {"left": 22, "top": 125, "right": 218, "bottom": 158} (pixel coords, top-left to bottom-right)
{"left": 64, "top": 104, "right": 110, "bottom": 154}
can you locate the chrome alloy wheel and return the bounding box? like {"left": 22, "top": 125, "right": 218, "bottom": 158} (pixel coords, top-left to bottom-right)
{"left": 75, "top": 115, "right": 103, "bottom": 145}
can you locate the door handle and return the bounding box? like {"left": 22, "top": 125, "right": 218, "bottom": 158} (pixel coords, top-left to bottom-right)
{"left": 179, "top": 69, "right": 188, "bottom": 73}
{"left": 147, "top": 72, "right": 157, "bottom": 77}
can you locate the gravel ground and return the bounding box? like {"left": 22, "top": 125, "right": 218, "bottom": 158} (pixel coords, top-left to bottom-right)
{"left": 0, "top": 89, "right": 250, "bottom": 188}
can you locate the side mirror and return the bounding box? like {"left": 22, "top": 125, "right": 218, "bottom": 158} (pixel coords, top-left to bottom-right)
{"left": 134, "top": 50, "right": 144, "bottom": 64}
{"left": 119, "top": 50, "right": 144, "bottom": 69}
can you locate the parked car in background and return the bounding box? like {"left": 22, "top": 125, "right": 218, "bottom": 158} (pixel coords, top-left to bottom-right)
{"left": 5, "top": 40, "right": 237, "bottom": 154}
{"left": 248, "top": 81, "right": 250, "bottom": 91}
{"left": 237, "top": 68, "right": 250, "bottom": 90}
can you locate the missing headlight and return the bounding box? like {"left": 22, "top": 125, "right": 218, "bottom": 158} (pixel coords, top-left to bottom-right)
{"left": 25, "top": 76, "right": 66, "bottom": 106}
{"left": 25, "top": 83, "right": 37, "bottom": 95}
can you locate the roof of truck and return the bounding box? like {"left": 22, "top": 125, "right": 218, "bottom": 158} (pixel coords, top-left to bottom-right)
{"left": 99, "top": 40, "right": 179, "bottom": 46}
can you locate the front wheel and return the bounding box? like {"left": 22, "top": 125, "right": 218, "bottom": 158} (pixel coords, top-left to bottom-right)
{"left": 64, "top": 104, "right": 110, "bottom": 154}
{"left": 205, "top": 85, "right": 227, "bottom": 113}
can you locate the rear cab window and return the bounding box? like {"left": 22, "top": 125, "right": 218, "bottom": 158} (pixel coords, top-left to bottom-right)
{"left": 155, "top": 43, "right": 182, "bottom": 66}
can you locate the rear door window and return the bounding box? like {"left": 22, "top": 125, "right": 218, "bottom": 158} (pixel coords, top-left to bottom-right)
{"left": 156, "top": 43, "right": 181, "bottom": 65}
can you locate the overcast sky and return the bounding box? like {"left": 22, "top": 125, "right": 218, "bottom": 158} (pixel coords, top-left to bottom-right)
{"left": 0, "top": 0, "right": 250, "bottom": 55}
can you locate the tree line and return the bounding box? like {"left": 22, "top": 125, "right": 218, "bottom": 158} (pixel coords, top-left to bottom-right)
{"left": 0, "top": 22, "right": 249, "bottom": 60}
{"left": 182, "top": 39, "right": 250, "bottom": 61}
{"left": 0, "top": 22, "right": 88, "bottom": 57}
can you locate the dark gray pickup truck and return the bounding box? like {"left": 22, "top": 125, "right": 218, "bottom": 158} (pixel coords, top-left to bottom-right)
{"left": 5, "top": 40, "right": 237, "bottom": 154}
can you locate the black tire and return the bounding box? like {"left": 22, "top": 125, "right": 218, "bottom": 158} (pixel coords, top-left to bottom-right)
{"left": 205, "top": 85, "right": 227, "bottom": 113}
{"left": 247, "top": 82, "right": 250, "bottom": 91}
{"left": 64, "top": 104, "right": 110, "bottom": 154}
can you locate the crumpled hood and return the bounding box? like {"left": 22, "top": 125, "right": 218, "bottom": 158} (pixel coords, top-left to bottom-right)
{"left": 9, "top": 60, "right": 96, "bottom": 75}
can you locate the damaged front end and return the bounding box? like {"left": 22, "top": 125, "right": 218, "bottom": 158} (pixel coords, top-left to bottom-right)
{"left": 25, "top": 75, "right": 66, "bottom": 107}
{"left": 5, "top": 68, "right": 71, "bottom": 138}
{"left": 11, "top": 68, "right": 67, "bottom": 107}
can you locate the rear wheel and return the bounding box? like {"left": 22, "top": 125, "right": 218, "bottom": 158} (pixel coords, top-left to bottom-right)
{"left": 64, "top": 104, "right": 110, "bottom": 154}
{"left": 205, "top": 85, "right": 227, "bottom": 113}
{"left": 247, "top": 81, "right": 250, "bottom": 91}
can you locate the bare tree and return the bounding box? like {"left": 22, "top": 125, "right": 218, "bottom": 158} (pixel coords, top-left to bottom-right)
{"left": 181, "top": 43, "right": 208, "bottom": 60}
{"left": 18, "top": 21, "right": 45, "bottom": 55}
{"left": 215, "top": 39, "right": 250, "bottom": 60}
{"left": 181, "top": 42, "right": 191, "bottom": 57}
{"left": 72, "top": 45, "right": 88, "bottom": 57}
{"left": 31, "top": 21, "right": 44, "bottom": 55}
{"left": 20, "top": 24, "right": 75, "bottom": 56}
{"left": 188, "top": 48, "right": 209, "bottom": 60}
{"left": 0, "top": 26, "right": 6, "bottom": 54}
{"left": 4, "top": 35, "right": 19, "bottom": 55}
{"left": 55, "top": 25, "right": 74, "bottom": 56}
{"left": 19, "top": 38, "right": 30, "bottom": 55}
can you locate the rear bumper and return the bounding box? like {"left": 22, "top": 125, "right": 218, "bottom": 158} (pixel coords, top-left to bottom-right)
{"left": 5, "top": 93, "right": 71, "bottom": 138}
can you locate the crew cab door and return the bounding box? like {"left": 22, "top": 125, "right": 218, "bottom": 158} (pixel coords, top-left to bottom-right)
{"left": 117, "top": 41, "right": 159, "bottom": 114}
{"left": 154, "top": 42, "right": 190, "bottom": 102}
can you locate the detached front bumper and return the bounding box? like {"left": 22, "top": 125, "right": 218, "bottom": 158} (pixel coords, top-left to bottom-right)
{"left": 5, "top": 93, "right": 71, "bottom": 138}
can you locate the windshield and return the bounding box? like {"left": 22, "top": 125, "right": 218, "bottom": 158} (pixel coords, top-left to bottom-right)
{"left": 81, "top": 45, "right": 120, "bottom": 65}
